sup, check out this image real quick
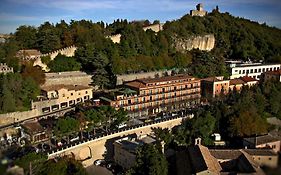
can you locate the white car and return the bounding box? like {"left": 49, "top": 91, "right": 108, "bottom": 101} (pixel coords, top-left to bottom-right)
{"left": 94, "top": 159, "right": 105, "bottom": 166}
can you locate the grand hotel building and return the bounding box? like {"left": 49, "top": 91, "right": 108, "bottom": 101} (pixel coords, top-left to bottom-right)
{"left": 101, "top": 75, "right": 201, "bottom": 117}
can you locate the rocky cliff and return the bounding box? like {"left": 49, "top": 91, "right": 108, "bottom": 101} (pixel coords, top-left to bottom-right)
{"left": 173, "top": 34, "right": 215, "bottom": 52}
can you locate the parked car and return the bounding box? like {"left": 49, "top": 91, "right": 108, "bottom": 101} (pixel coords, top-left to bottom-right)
{"left": 94, "top": 159, "right": 105, "bottom": 166}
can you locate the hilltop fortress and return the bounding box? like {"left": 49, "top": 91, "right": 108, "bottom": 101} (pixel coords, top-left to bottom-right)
{"left": 108, "top": 3, "right": 215, "bottom": 51}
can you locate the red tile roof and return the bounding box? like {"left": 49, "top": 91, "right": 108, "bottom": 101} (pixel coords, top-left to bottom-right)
{"left": 138, "top": 74, "right": 195, "bottom": 84}
{"left": 240, "top": 76, "right": 258, "bottom": 83}
{"left": 125, "top": 74, "right": 198, "bottom": 89}
{"left": 229, "top": 78, "right": 245, "bottom": 85}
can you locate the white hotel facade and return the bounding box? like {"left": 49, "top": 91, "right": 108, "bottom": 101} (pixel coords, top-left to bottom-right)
{"left": 227, "top": 61, "right": 281, "bottom": 80}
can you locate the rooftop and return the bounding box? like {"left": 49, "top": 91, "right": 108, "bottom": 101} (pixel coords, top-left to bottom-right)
{"left": 188, "top": 145, "right": 222, "bottom": 174}
{"left": 41, "top": 84, "right": 92, "bottom": 92}
{"left": 210, "top": 149, "right": 243, "bottom": 160}
{"left": 232, "top": 63, "right": 280, "bottom": 68}
{"left": 244, "top": 134, "right": 280, "bottom": 145}
{"left": 240, "top": 76, "right": 258, "bottom": 83}
{"left": 243, "top": 149, "right": 277, "bottom": 156}
{"left": 202, "top": 76, "right": 226, "bottom": 82}
{"left": 115, "top": 135, "right": 156, "bottom": 154}
{"left": 125, "top": 74, "right": 197, "bottom": 89}
{"left": 21, "top": 121, "right": 45, "bottom": 134}
{"left": 229, "top": 78, "right": 245, "bottom": 85}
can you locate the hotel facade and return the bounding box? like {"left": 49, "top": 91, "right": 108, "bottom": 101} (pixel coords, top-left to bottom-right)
{"left": 101, "top": 75, "right": 201, "bottom": 117}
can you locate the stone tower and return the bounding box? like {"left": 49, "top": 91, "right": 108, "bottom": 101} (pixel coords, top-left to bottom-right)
{"left": 190, "top": 3, "right": 207, "bottom": 17}
{"left": 196, "top": 3, "right": 204, "bottom": 11}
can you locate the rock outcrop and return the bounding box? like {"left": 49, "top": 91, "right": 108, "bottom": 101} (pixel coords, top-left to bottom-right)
{"left": 173, "top": 34, "right": 215, "bottom": 52}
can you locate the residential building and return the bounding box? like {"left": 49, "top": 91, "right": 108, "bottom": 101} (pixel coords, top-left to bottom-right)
{"left": 262, "top": 69, "right": 281, "bottom": 82}
{"left": 177, "top": 141, "right": 275, "bottom": 174}
{"left": 210, "top": 149, "right": 265, "bottom": 174}
{"left": 101, "top": 74, "right": 201, "bottom": 117}
{"left": 243, "top": 149, "right": 279, "bottom": 168}
{"left": 227, "top": 61, "right": 281, "bottom": 80}
{"left": 0, "top": 63, "right": 13, "bottom": 74}
{"left": 21, "top": 121, "right": 49, "bottom": 143}
{"left": 243, "top": 134, "right": 281, "bottom": 153}
{"left": 229, "top": 76, "right": 258, "bottom": 91}
{"left": 114, "top": 135, "right": 156, "bottom": 169}
{"left": 16, "top": 49, "right": 42, "bottom": 60}
{"left": 190, "top": 3, "right": 207, "bottom": 17}
{"left": 201, "top": 76, "right": 229, "bottom": 97}
{"left": 32, "top": 84, "right": 93, "bottom": 114}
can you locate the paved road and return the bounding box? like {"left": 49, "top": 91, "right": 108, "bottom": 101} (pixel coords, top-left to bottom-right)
{"left": 86, "top": 165, "right": 113, "bottom": 175}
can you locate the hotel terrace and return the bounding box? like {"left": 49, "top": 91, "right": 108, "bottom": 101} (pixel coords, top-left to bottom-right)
{"left": 100, "top": 74, "right": 201, "bottom": 117}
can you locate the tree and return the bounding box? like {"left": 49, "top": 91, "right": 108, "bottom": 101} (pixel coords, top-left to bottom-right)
{"left": 40, "top": 158, "right": 87, "bottom": 175}
{"left": 131, "top": 144, "right": 168, "bottom": 175}
{"left": 230, "top": 109, "right": 268, "bottom": 137}
{"left": 48, "top": 54, "right": 81, "bottom": 72}
{"left": 0, "top": 84, "right": 16, "bottom": 113}
{"left": 55, "top": 117, "right": 80, "bottom": 137}
{"left": 15, "top": 25, "right": 37, "bottom": 49}
{"left": 15, "top": 152, "right": 47, "bottom": 175}
{"left": 21, "top": 63, "right": 46, "bottom": 85}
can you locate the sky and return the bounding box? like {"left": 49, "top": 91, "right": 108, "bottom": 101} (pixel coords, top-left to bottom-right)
{"left": 0, "top": 0, "right": 281, "bottom": 34}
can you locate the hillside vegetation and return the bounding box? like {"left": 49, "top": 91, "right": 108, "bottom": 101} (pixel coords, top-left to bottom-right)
{"left": 0, "top": 10, "right": 280, "bottom": 89}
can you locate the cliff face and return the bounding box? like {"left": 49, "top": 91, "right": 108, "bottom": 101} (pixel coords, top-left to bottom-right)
{"left": 173, "top": 34, "right": 215, "bottom": 52}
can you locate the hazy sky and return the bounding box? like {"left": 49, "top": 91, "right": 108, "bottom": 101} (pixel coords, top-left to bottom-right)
{"left": 0, "top": 0, "right": 281, "bottom": 33}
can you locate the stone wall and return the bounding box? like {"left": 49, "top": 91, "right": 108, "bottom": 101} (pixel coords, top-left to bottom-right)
{"left": 48, "top": 115, "right": 188, "bottom": 167}
{"left": 42, "top": 71, "right": 92, "bottom": 87}
{"left": 116, "top": 70, "right": 173, "bottom": 85}
{"left": 173, "top": 34, "right": 215, "bottom": 52}
{"left": 33, "top": 46, "right": 77, "bottom": 71}
{"left": 143, "top": 23, "right": 164, "bottom": 32}
{"left": 0, "top": 109, "right": 40, "bottom": 127}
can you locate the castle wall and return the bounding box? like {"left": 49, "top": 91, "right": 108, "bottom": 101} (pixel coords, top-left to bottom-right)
{"left": 33, "top": 46, "right": 77, "bottom": 72}
{"left": 143, "top": 23, "right": 163, "bottom": 32}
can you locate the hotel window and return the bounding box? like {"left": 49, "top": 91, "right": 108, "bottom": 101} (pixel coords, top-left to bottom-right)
{"left": 243, "top": 70, "right": 245, "bottom": 74}
{"left": 149, "top": 90, "right": 152, "bottom": 95}
{"left": 135, "top": 105, "right": 138, "bottom": 110}
{"left": 246, "top": 70, "right": 249, "bottom": 74}
{"left": 174, "top": 86, "right": 177, "bottom": 90}
{"left": 142, "top": 97, "right": 145, "bottom": 102}
{"left": 150, "top": 96, "right": 152, "bottom": 101}
{"left": 71, "top": 93, "right": 73, "bottom": 96}
{"left": 162, "top": 88, "right": 165, "bottom": 92}
{"left": 85, "top": 91, "right": 88, "bottom": 94}
{"left": 155, "top": 95, "right": 158, "bottom": 100}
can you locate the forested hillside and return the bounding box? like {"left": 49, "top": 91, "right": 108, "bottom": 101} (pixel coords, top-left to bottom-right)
{"left": 0, "top": 10, "right": 281, "bottom": 88}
